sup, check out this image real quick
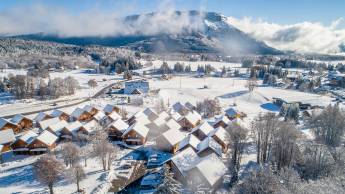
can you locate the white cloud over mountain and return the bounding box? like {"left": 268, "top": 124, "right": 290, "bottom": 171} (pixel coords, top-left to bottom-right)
{"left": 227, "top": 17, "right": 345, "bottom": 54}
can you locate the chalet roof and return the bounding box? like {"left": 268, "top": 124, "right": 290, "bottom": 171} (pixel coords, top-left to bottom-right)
{"left": 143, "top": 108, "right": 159, "bottom": 121}
{"left": 0, "top": 118, "right": 12, "bottom": 129}
{"left": 197, "top": 137, "right": 223, "bottom": 157}
{"left": 82, "top": 120, "right": 99, "bottom": 133}
{"left": 10, "top": 114, "right": 31, "bottom": 124}
{"left": 71, "top": 108, "right": 87, "bottom": 119}
{"left": 177, "top": 134, "right": 200, "bottom": 151}
{"left": 108, "top": 111, "right": 121, "bottom": 121}
{"left": 214, "top": 115, "right": 230, "bottom": 125}
{"left": 109, "top": 119, "right": 129, "bottom": 133}
{"left": 0, "top": 129, "right": 16, "bottom": 144}
{"left": 161, "top": 128, "right": 185, "bottom": 146}
{"left": 50, "top": 109, "right": 68, "bottom": 118}
{"left": 39, "top": 117, "right": 61, "bottom": 130}
{"left": 93, "top": 111, "right": 107, "bottom": 121}
{"left": 36, "top": 130, "right": 58, "bottom": 146}
{"left": 157, "top": 111, "right": 170, "bottom": 121}
{"left": 225, "top": 107, "right": 240, "bottom": 117}
{"left": 194, "top": 153, "right": 227, "bottom": 187}
{"left": 34, "top": 112, "right": 50, "bottom": 122}
{"left": 170, "top": 147, "right": 201, "bottom": 177}
{"left": 209, "top": 126, "right": 230, "bottom": 144}
{"left": 172, "top": 102, "right": 188, "bottom": 113}
{"left": 133, "top": 115, "right": 151, "bottom": 126}
{"left": 123, "top": 123, "right": 149, "bottom": 138}
{"left": 83, "top": 105, "right": 100, "bottom": 113}
{"left": 64, "top": 121, "right": 83, "bottom": 133}
{"left": 165, "top": 119, "right": 181, "bottom": 130}
{"left": 170, "top": 110, "right": 183, "bottom": 121}
{"left": 191, "top": 121, "right": 214, "bottom": 137}
{"left": 48, "top": 120, "right": 68, "bottom": 134}
{"left": 18, "top": 130, "right": 38, "bottom": 144}
{"left": 180, "top": 111, "right": 201, "bottom": 125}
{"left": 103, "top": 104, "right": 117, "bottom": 114}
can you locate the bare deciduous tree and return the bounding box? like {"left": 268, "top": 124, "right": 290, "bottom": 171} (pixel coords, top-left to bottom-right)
{"left": 60, "top": 142, "right": 80, "bottom": 167}
{"left": 33, "top": 155, "right": 65, "bottom": 194}
{"left": 87, "top": 79, "right": 98, "bottom": 88}
{"left": 69, "top": 164, "right": 86, "bottom": 192}
{"left": 246, "top": 78, "right": 258, "bottom": 93}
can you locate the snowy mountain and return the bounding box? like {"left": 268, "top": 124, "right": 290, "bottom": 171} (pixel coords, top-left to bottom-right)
{"left": 12, "top": 11, "right": 282, "bottom": 55}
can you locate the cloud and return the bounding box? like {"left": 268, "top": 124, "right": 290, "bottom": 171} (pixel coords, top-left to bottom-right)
{"left": 227, "top": 16, "right": 345, "bottom": 54}
{"left": 0, "top": 4, "right": 204, "bottom": 37}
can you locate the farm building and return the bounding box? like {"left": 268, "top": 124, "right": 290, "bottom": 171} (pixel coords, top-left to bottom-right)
{"left": 107, "top": 119, "right": 129, "bottom": 140}
{"left": 28, "top": 130, "right": 58, "bottom": 154}
{"left": 10, "top": 114, "right": 33, "bottom": 131}
{"left": 0, "top": 118, "right": 20, "bottom": 134}
{"left": 156, "top": 128, "right": 185, "bottom": 153}
{"left": 122, "top": 123, "right": 149, "bottom": 145}
{"left": 50, "top": 109, "right": 70, "bottom": 121}
{"left": 124, "top": 80, "right": 149, "bottom": 94}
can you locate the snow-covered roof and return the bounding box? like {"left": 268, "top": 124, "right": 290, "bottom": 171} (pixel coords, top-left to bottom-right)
{"left": 36, "top": 130, "right": 58, "bottom": 146}
{"left": 161, "top": 128, "right": 185, "bottom": 146}
{"left": 108, "top": 111, "right": 121, "bottom": 121}
{"left": 185, "top": 102, "right": 196, "bottom": 110}
{"left": 209, "top": 126, "right": 230, "bottom": 144}
{"left": 197, "top": 137, "right": 223, "bottom": 157}
{"left": 191, "top": 121, "right": 214, "bottom": 136}
{"left": 50, "top": 109, "right": 68, "bottom": 118}
{"left": 123, "top": 123, "right": 149, "bottom": 138}
{"left": 172, "top": 102, "right": 188, "bottom": 113}
{"left": 165, "top": 118, "right": 181, "bottom": 130}
{"left": 134, "top": 115, "right": 151, "bottom": 126}
{"left": 109, "top": 119, "right": 129, "bottom": 133}
{"left": 0, "top": 129, "right": 15, "bottom": 144}
{"left": 71, "top": 108, "right": 87, "bottom": 119}
{"left": 157, "top": 111, "right": 170, "bottom": 121}
{"left": 34, "top": 112, "right": 50, "bottom": 122}
{"left": 0, "top": 118, "right": 11, "bottom": 129}
{"left": 48, "top": 120, "right": 68, "bottom": 134}
{"left": 10, "top": 114, "right": 30, "bottom": 124}
{"left": 93, "top": 111, "right": 107, "bottom": 121}
{"left": 38, "top": 117, "right": 61, "bottom": 130}
{"left": 82, "top": 120, "right": 99, "bottom": 133}
{"left": 0, "top": 144, "right": 3, "bottom": 151}
{"left": 170, "top": 111, "right": 183, "bottom": 121}
{"left": 103, "top": 104, "right": 117, "bottom": 114}
{"left": 214, "top": 115, "right": 230, "bottom": 125}
{"left": 181, "top": 111, "right": 201, "bottom": 125}
{"left": 64, "top": 121, "right": 83, "bottom": 133}
{"left": 143, "top": 108, "right": 159, "bottom": 121}
{"left": 225, "top": 107, "right": 240, "bottom": 117}
{"left": 193, "top": 153, "right": 227, "bottom": 187}
{"left": 83, "top": 105, "right": 99, "bottom": 113}
{"left": 18, "top": 130, "right": 38, "bottom": 144}
{"left": 140, "top": 172, "right": 162, "bottom": 187}
{"left": 177, "top": 134, "right": 200, "bottom": 151}
{"left": 170, "top": 147, "right": 201, "bottom": 177}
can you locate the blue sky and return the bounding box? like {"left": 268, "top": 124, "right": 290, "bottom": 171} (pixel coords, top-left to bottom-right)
{"left": 0, "top": 0, "right": 344, "bottom": 25}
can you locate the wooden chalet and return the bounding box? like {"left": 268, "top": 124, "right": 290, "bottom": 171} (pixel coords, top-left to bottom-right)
{"left": 0, "top": 118, "right": 20, "bottom": 134}
{"left": 50, "top": 109, "right": 70, "bottom": 121}
{"left": 108, "top": 111, "right": 121, "bottom": 122}
{"left": 0, "top": 129, "right": 16, "bottom": 155}
{"left": 197, "top": 137, "right": 223, "bottom": 157}
{"left": 143, "top": 108, "right": 159, "bottom": 122}
{"left": 103, "top": 104, "right": 120, "bottom": 115}
{"left": 38, "top": 117, "right": 61, "bottom": 131}
{"left": 178, "top": 111, "right": 201, "bottom": 131}
{"left": 83, "top": 105, "right": 100, "bottom": 116}
{"left": 12, "top": 130, "right": 38, "bottom": 155}
{"left": 92, "top": 111, "right": 108, "bottom": 126}
{"left": 213, "top": 115, "right": 230, "bottom": 129}
{"left": 122, "top": 123, "right": 149, "bottom": 145}
{"left": 177, "top": 134, "right": 200, "bottom": 152}
{"left": 46, "top": 120, "right": 68, "bottom": 136}
{"left": 191, "top": 122, "right": 214, "bottom": 140}
{"left": 78, "top": 120, "right": 99, "bottom": 135}
{"left": 71, "top": 108, "right": 92, "bottom": 122}
{"left": 10, "top": 114, "right": 33, "bottom": 131}
{"left": 208, "top": 126, "right": 230, "bottom": 153}
{"left": 59, "top": 121, "right": 83, "bottom": 140}
{"left": 107, "top": 119, "right": 129, "bottom": 140}
{"left": 28, "top": 130, "right": 58, "bottom": 155}
{"left": 172, "top": 102, "right": 190, "bottom": 115}
{"left": 34, "top": 112, "right": 53, "bottom": 123}
{"left": 156, "top": 128, "right": 185, "bottom": 153}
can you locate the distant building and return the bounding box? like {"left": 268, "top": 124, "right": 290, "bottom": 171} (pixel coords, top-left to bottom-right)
{"left": 124, "top": 80, "right": 149, "bottom": 95}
